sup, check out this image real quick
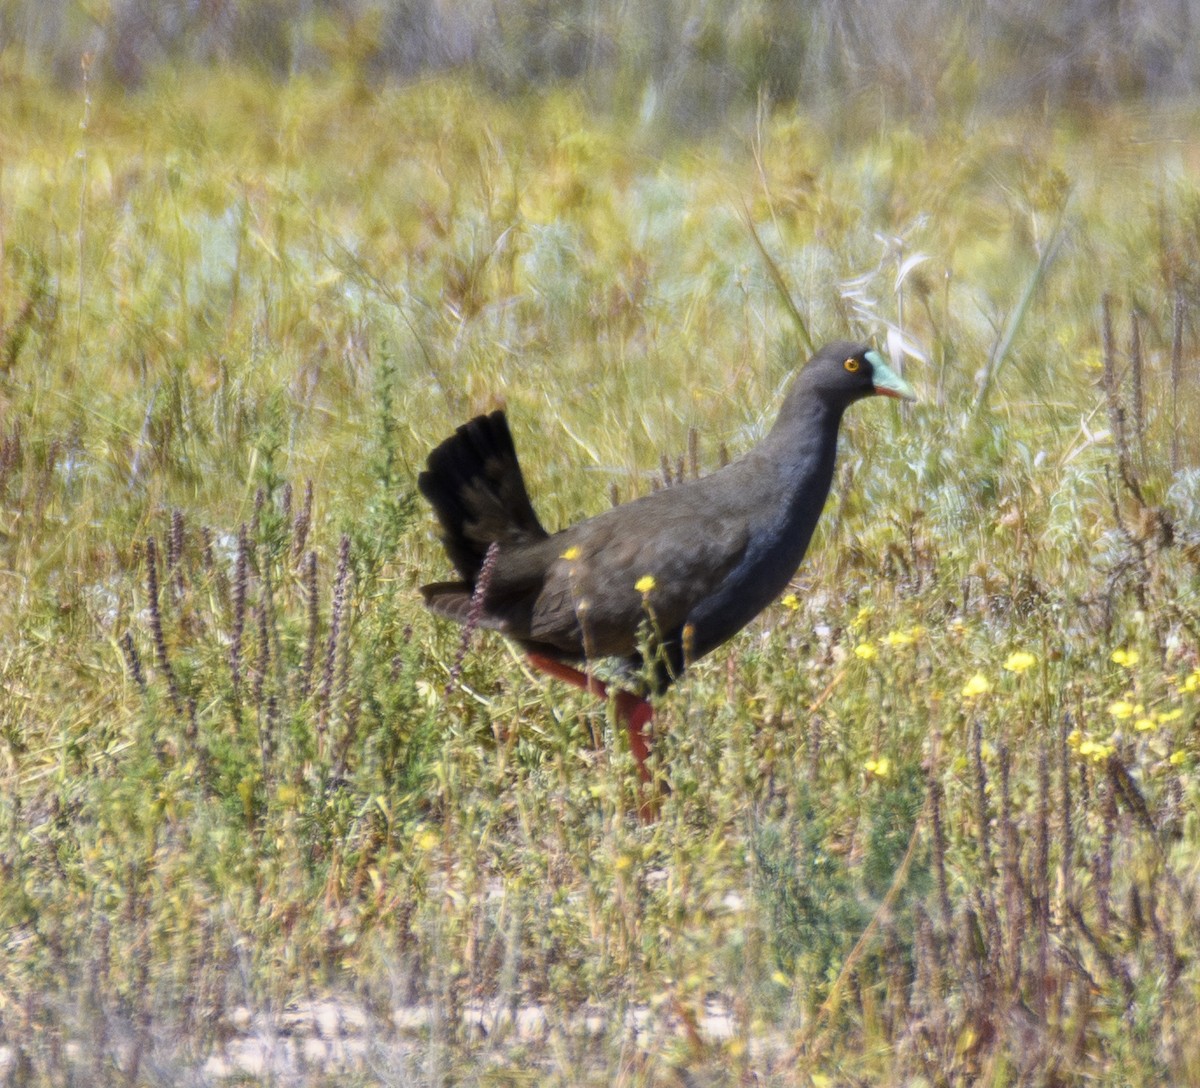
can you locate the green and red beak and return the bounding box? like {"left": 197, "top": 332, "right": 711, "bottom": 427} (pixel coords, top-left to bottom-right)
{"left": 865, "top": 349, "right": 917, "bottom": 401}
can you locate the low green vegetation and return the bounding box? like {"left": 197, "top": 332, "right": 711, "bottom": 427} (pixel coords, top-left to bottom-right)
{"left": 1, "top": 64, "right": 1199, "bottom": 1085}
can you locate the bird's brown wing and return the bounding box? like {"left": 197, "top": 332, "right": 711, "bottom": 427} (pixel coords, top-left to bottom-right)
{"left": 525, "top": 490, "right": 751, "bottom": 659}
{"left": 421, "top": 537, "right": 564, "bottom": 640}
{"left": 424, "top": 471, "right": 755, "bottom": 662}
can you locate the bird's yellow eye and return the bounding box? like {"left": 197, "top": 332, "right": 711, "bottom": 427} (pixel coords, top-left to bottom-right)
{"left": 844, "top": 357, "right": 860, "bottom": 372}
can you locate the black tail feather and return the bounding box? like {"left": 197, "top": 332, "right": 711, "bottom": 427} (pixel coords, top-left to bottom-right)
{"left": 417, "top": 410, "right": 549, "bottom": 584}
{"left": 420, "top": 581, "right": 479, "bottom": 625}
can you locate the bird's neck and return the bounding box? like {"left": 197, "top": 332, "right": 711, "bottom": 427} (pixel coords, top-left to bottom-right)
{"left": 750, "top": 395, "right": 845, "bottom": 549}
{"left": 764, "top": 394, "right": 845, "bottom": 476}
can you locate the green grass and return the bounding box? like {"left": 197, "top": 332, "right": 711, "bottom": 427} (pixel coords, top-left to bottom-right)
{"left": 1, "top": 66, "right": 1200, "bottom": 1085}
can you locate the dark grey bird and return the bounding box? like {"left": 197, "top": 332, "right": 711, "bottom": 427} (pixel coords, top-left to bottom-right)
{"left": 418, "top": 341, "right": 915, "bottom": 778}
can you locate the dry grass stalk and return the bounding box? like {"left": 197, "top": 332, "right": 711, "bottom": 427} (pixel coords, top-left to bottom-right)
{"left": 168, "top": 508, "right": 186, "bottom": 598}
{"left": 252, "top": 586, "right": 270, "bottom": 713}
{"left": 145, "top": 535, "right": 182, "bottom": 713}
{"left": 1129, "top": 309, "right": 1144, "bottom": 467}
{"left": 447, "top": 541, "right": 500, "bottom": 696}
{"left": 1171, "top": 288, "right": 1184, "bottom": 472}
{"left": 1035, "top": 741, "right": 1052, "bottom": 1019}
{"left": 293, "top": 479, "right": 313, "bottom": 559}
{"left": 1100, "top": 295, "right": 1131, "bottom": 490}
{"left": 927, "top": 756, "right": 953, "bottom": 932}
{"left": 1096, "top": 775, "right": 1115, "bottom": 935}
{"left": 318, "top": 534, "right": 353, "bottom": 747}
{"left": 301, "top": 549, "right": 319, "bottom": 698}
{"left": 230, "top": 523, "right": 249, "bottom": 709}
{"left": 997, "top": 741, "right": 1023, "bottom": 992}
{"left": 120, "top": 631, "right": 146, "bottom": 692}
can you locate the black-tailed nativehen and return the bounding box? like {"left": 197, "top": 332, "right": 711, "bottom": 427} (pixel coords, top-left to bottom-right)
{"left": 418, "top": 341, "right": 915, "bottom": 782}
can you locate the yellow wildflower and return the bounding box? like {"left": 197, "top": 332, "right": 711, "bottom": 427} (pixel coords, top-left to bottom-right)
{"left": 560, "top": 545, "right": 581, "bottom": 561}
{"left": 1078, "top": 739, "right": 1114, "bottom": 762}
{"left": 1003, "top": 651, "right": 1036, "bottom": 673}
{"left": 1156, "top": 708, "right": 1183, "bottom": 724}
{"left": 1066, "top": 729, "right": 1082, "bottom": 749}
{"left": 854, "top": 642, "right": 877, "bottom": 660}
{"left": 1108, "top": 700, "right": 1142, "bottom": 720}
{"left": 1134, "top": 717, "right": 1157, "bottom": 733}
{"left": 1181, "top": 671, "right": 1200, "bottom": 694}
{"left": 1169, "top": 749, "right": 1187, "bottom": 766}
{"left": 850, "top": 605, "right": 874, "bottom": 630}
{"left": 961, "top": 673, "right": 992, "bottom": 698}
{"left": 864, "top": 756, "right": 892, "bottom": 778}
{"left": 635, "top": 574, "right": 656, "bottom": 594}
{"left": 1111, "top": 648, "right": 1139, "bottom": 667}
{"left": 781, "top": 593, "right": 800, "bottom": 611}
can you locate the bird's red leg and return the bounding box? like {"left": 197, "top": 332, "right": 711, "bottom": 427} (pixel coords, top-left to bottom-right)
{"left": 526, "top": 652, "right": 655, "bottom": 787}
{"left": 613, "top": 690, "right": 653, "bottom": 780}
{"left": 525, "top": 652, "right": 608, "bottom": 699}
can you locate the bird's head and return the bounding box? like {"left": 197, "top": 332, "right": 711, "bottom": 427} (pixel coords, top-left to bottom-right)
{"left": 794, "top": 341, "right": 917, "bottom": 407}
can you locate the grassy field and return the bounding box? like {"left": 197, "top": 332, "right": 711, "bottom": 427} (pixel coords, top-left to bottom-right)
{"left": 2, "top": 64, "right": 1200, "bottom": 1085}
